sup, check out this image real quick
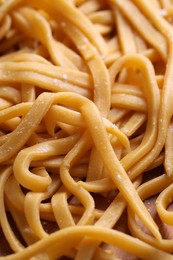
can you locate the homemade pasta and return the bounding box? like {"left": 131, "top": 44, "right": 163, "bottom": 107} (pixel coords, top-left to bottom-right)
{"left": 0, "top": 0, "right": 173, "bottom": 259}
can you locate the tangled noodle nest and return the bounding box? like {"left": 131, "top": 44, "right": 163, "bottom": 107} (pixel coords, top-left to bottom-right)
{"left": 0, "top": 0, "right": 173, "bottom": 259}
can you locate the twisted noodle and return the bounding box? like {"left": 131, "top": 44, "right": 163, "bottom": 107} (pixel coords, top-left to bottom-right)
{"left": 1, "top": 0, "right": 173, "bottom": 259}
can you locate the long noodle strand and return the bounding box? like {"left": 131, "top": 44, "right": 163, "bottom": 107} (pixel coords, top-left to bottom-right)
{"left": 1, "top": 0, "right": 173, "bottom": 259}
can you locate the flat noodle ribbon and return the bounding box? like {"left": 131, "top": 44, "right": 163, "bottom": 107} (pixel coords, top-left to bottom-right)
{"left": 1, "top": 0, "right": 173, "bottom": 259}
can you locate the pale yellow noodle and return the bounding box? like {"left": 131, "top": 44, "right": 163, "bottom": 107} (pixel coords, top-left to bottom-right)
{"left": 1, "top": 226, "right": 173, "bottom": 260}
{"left": 114, "top": 8, "right": 137, "bottom": 54}
{"left": 165, "top": 119, "right": 173, "bottom": 176}
{"left": 128, "top": 175, "right": 173, "bottom": 252}
{"left": 109, "top": 54, "right": 160, "bottom": 172}
{"left": 1, "top": 0, "right": 173, "bottom": 259}
{"left": 112, "top": 0, "right": 167, "bottom": 61}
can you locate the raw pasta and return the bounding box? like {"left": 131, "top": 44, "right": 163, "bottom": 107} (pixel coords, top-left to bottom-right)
{"left": 0, "top": 0, "right": 173, "bottom": 259}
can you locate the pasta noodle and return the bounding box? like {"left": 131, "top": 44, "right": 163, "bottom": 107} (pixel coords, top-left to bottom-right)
{"left": 1, "top": 0, "right": 173, "bottom": 259}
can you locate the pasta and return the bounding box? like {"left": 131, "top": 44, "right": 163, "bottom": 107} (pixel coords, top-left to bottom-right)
{"left": 1, "top": 0, "right": 173, "bottom": 259}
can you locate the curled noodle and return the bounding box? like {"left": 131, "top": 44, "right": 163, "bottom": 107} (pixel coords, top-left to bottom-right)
{"left": 1, "top": 0, "right": 173, "bottom": 259}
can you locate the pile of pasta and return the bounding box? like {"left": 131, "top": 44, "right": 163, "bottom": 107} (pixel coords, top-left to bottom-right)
{"left": 1, "top": 0, "right": 173, "bottom": 259}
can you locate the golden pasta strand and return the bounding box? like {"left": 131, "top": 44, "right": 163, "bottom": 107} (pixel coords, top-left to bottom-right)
{"left": 1, "top": 0, "right": 173, "bottom": 258}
